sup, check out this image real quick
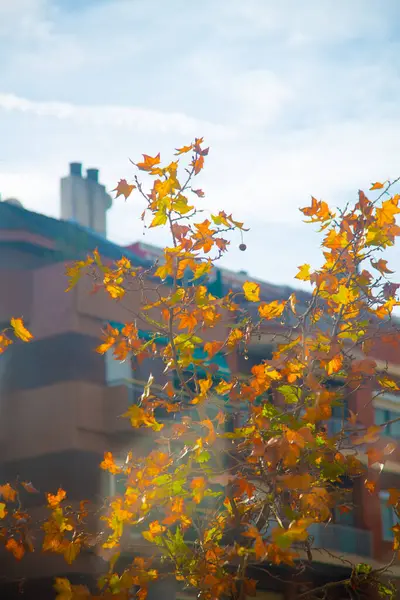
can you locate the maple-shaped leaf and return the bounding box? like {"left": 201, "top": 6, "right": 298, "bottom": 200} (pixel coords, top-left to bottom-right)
{"left": 112, "top": 179, "right": 136, "bottom": 200}
{"left": 63, "top": 540, "right": 81, "bottom": 565}
{"left": 47, "top": 488, "right": 67, "bottom": 509}
{"left": 375, "top": 197, "right": 400, "bottom": 227}
{"left": 295, "top": 264, "right": 311, "bottom": 281}
{"left": 243, "top": 281, "right": 260, "bottom": 302}
{"left": 10, "top": 317, "right": 33, "bottom": 342}
{"left": 192, "top": 155, "right": 204, "bottom": 175}
{"left": 377, "top": 375, "right": 399, "bottom": 391}
{"left": 0, "top": 483, "right": 17, "bottom": 502}
{"left": 174, "top": 144, "right": 193, "bottom": 155}
{"left": 370, "top": 182, "right": 385, "bottom": 190}
{"left": 100, "top": 452, "right": 122, "bottom": 475}
{"left": 191, "top": 477, "right": 207, "bottom": 504}
{"left": 370, "top": 258, "right": 394, "bottom": 274}
{"left": 258, "top": 300, "right": 285, "bottom": 320}
{"left": 6, "top": 538, "right": 25, "bottom": 560}
{"left": 136, "top": 153, "right": 161, "bottom": 171}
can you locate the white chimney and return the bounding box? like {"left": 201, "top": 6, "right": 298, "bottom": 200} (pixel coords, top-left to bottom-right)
{"left": 60, "top": 163, "right": 112, "bottom": 237}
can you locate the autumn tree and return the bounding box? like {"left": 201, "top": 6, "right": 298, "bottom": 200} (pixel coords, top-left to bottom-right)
{"left": 1, "top": 140, "right": 400, "bottom": 600}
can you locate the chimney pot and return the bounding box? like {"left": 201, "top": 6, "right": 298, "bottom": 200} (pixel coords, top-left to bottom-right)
{"left": 70, "top": 162, "right": 82, "bottom": 177}
{"left": 87, "top": 168, "right": 99, "bottom": 183}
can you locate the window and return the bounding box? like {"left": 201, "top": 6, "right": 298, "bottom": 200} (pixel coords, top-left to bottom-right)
{"left": 379, "top": 491, "right": 396, "bottom": 542}
{"left": 105, "top": 350, "right": 132, "bottom": 386}
{"left": 375, "top": 407, "right": 400, "bottom": 438}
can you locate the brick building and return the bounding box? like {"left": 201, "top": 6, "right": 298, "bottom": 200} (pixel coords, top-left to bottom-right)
{"left": 0, "top": 163, "right": 399, "bottom": 598}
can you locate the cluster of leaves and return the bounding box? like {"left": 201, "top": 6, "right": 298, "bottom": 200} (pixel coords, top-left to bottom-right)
{"left": 0, "top": 317, "right": 33, "bottom": 353}
{"left": 2, "top": 140, "right": 400, "bottom": 600}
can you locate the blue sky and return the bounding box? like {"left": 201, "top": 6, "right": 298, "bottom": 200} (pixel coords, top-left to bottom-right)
{"left": 1, "top": 0, "right": 400, "bottom": 288}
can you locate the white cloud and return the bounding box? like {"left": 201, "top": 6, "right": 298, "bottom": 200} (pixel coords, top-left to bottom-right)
{"left": 0, "top": 93, "right": 234, "bottom": 138}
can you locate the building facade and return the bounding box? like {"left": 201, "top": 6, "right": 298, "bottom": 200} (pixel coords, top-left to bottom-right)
{"left": 0, "top": 164, "right": 399, "bottom": 598}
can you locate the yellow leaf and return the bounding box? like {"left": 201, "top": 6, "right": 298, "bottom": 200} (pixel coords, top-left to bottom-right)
{"left": 226, "top": 328, "right": 243, "bottom": 348}
{"left": 378, "top": 375, "right": 399, "bottom": 391}
{"left": 10, "top": 317, "right": 33, "bottom": 342}
{"left": 326, "top": 354, "right": 343, "bottom": 375}
{"left": 63, "top": 540, "right": 81, "bottom": 565}
{"left": 331, "top": 285, "right": 356, "bottom": 306}
{"left": 193, "top": 261, "right": 212, "bottom": 280}
{"left": 243, "top": 281, "right": 260, "bottom": 302}
{"left": 0, "top": 503, "right": 7, "bottom": 519}
{"left": 53, "top": 578, "right": 74, "bottom": 600}
{"left": 258, "top": 300, "right": 285, "bottom": 320}
{"left": 150, "top": 209, "right": 168, "bottom": 228}
{"left": 295, "top": 264, "right": 311, "bottom": 281}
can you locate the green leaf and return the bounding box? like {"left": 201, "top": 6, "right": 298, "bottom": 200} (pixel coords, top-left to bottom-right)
{"left": 195, "top": 450, "right": 211, "bottom": 464}
{"left": 355, "top": 563, "right": 372, "bottom": 575}
{"left": 277, "top": 385, "right": 300, "bottom": 404}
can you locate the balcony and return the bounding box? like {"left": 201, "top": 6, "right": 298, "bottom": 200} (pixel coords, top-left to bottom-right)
{"left": 308, "top": 523, "right": 372, "bottom": 558}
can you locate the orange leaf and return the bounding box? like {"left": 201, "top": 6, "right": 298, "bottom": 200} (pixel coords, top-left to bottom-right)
{"left": 47, "top": 488, "right": 67, "bottom": 509}
{"left": 0, "top": 484, "right": 17, "bottom": 502}
{"left": 191, "top": 477, "right": 207, "bottom": 504}
{"left": 0, "top": 332, "right": 12, "bottom": 354}
{"left": 371, "top": 258, "right": 394, "bottom": 275}
{"left": 354, "top": 425, "right": 381, "bottom": 446}
{"left": 365, "top": 479, "right": 376, "bottom": 494}
{"left": 387, "top": 489, "right": 400, "bottom": 506}
{"left": 200, "top": 419, "right": 216, "bottom": 445}
{"left": 370, "top": 182, "right": 384, "bottom": 190}
{"left": 6, "top": 538, "right": 25, "bottom": 560}
{"left": 136, "top": 153, "right": 161, "bottom": 172}
{"left": 326, "top": 354, "right": 343, "bottom": 375}
{"left": 10, "top": 317, "right": 33, "bottom": 342}
{"left": 366, "top": 447, "right": 384, "bottom": 467}
{"left": 348, "top": 410, "right": 358, "bottom": 426}
{"left": 112, "top": 179, "right": 136, "bottom": 200}
{"left": 100, "top": 452, "right": 122, "bottom": 475}
{"left": 175, "top": 144, "right": 193, "bottom": 155}
{"left": 192, "top": 155, "right": 204, "bottom": 175}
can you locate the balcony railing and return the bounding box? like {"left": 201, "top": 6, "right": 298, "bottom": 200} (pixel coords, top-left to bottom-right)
{"left": 308, "top": 523, "right": 372, "bottom": 558}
